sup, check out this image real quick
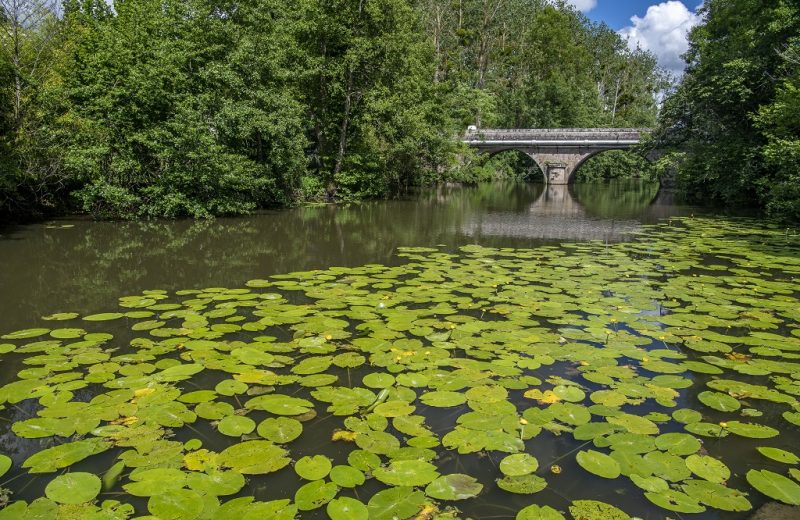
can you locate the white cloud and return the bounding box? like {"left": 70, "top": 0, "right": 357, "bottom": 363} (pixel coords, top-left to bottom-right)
{"left": 566, "top": 0, "right": 598, "bottom": 12}
{"left": 619, "top": 1, "right": 702, "bottom": 76}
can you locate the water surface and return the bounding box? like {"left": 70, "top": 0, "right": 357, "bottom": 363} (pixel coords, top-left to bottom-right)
{"left": 3, "top": 181, "right": 798, "bottom": 520}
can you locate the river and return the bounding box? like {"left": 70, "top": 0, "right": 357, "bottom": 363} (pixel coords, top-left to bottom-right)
{"left": 0, "top": 180, "right": 798, "bottom": 520}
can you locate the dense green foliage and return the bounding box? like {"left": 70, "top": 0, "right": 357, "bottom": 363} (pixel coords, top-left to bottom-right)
{"left": 656, "top": 0, "right": 800, "bottom": 220}
{"left": 1, "top": 0, "right": 662, "bottom": 220}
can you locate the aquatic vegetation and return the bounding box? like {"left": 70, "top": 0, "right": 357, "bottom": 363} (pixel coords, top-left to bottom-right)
{"left": 0, "top": 217, "right": 799, "bottom": 519}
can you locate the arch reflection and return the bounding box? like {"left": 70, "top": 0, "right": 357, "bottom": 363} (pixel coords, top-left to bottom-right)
{"left": 460, "top": 181, "right": 663, "bottom": 242}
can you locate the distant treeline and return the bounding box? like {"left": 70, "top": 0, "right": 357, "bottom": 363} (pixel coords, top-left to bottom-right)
{"left": 655, "top": 0, "right": 799, "bottom": 221}
{"left": 1, "top": 0, "right": 664, "bottom": 220}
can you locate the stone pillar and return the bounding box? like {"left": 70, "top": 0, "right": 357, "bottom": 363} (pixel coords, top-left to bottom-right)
{"left": 546, "top": 162, "right": 569, "bottom": 184}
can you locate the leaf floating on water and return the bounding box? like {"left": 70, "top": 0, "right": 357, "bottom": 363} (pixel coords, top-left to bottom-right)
{"left": 244, "top": 394, "right": 314, "bottom": 416}
{"left": 257, "top": 417, "right": 303, "bottom": 443}
{"left": 217, "top": 415, "right": 256, "bottom": 437}
{"left": 83, "top": 312, "right": 124, "bottom": 322}
{"left": 217, "top": 440, "right": 290, "bottom": 475}
{"left": 0, "top": 454, "right": 11, "bottom": 478}
{"left": 723, "top": 421, "right": 780, "bottom": 439}
{"left": 496, "top": 474, "right": 547, "bottom": 494}
{"left": 329, "top": 465, "right": 365, "bottom": 488}
{"left": 746, "top": 469, "right": 800, "bottom": 505}
{"left": 41, "top": 312, "right": 79, "bottom": 321}
{"left": 698, "top": 390, "right": 741, "bottom": 412}
{"left": 186, "top": 470, "right": 245, "bottom": 496}
{"left": 295, "top": 455, "right": 332, "bottom": 481}
{"left": 419, "top": 391, "right": 466, "bottom": 408}
{"left": 367, "top": 487, "right": 426, "bottom": 520}
{"left": 123, "top": 468, "right": 187, "bottom": 497}
{"left": 294, "top": 480, "right": 338, "bottom": 511}
{"left": 568, "top": 500, "right": 631, "bottom": 520}
{"left": 499, "top": 453, "right": 539, "bottom": 477}
{"left": 576, "top": 450, "right": 621, "bottom": 479}
{"left": 681, "top": 479, "right": 752, "bottom": 512}
{"left": 644, "top": 489, "right": 706, "bottom": 513}
{"left": 685, "top": 454, "right": 731, "bottom": 484}
{"left": 147, "top": 488, "right": 204, "bottom": 519}
{"left": 22, "top": 438, "right": 111, "bottom": 473}
{"left": 327, "top": 496, "right": 369, "bottom": 520}
{"left": 44, "top": 472, "right": 101, "bottom": 504}
{"left": 516, "top": 504, "right": 566, "bottom": 520}
{"left": 654, "top": 432, "right": 701, "bottom": 456}
{"left": 1, "top": 328, "right": 50, "bottom": 340}
{"left": 757, "top": 447, "right": 800, "bottom": 465}
{"left": 424, "top": 474, "right": 483, "bottom": 500}
{"left": 373, "top": 460, "right": 440, "bottom": 487}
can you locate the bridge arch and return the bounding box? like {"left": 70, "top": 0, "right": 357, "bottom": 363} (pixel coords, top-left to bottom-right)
{"left": 570, "top": 149, "right": 656, "bottom": 183}
{"left": 482, "top": 148, "right": 547, "bottom": 182}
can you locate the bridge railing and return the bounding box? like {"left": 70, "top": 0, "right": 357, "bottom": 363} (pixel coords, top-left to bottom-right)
{"left": 465, "top": 128, "right": 649, "bottom": 133}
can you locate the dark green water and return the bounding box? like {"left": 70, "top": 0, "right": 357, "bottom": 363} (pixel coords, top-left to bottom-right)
{"left": 2, "top": 180, "right": 799, "bottom": 520}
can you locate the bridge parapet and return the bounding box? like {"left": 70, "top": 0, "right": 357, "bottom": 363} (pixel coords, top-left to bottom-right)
{"left": 464, "top": 128, "right": 649, "bottom": 142}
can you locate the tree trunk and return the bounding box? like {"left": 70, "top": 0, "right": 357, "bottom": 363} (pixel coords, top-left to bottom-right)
{"left": 330, "top": 65, "right": 354, "bottom": 201}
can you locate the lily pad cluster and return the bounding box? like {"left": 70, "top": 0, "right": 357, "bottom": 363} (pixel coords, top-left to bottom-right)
{"left": 0, "top": 217, "right": 799, "bottom": 519}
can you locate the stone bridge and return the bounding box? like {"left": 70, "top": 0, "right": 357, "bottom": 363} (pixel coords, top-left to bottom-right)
{"left": 463, "top": 127, "right": 652, "bottom": 184}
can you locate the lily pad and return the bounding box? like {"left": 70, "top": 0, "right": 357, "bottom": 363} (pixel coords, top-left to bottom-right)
{"left": 327, "top": 496, "right": 368, "bottom": 520}
{"left": 724, "top": 421, "right": 780, "bottom": 439}
{"left": 257, "top": 417, "right": 303, "bottom": 443}
{"left": 0, "top": 454, "right": 10, "bottom": 478}
{"left": 148, "top": 489, "right": 204, "bottom": 519}
{"left": 746, "top": 469, "right": 800, "bottom": 505}
{"left": 420, "top": 391, "right": 467, "bottom": 408}
{"left": 329, "top": 465, "right": 365, "bottom": 488}
{"left": 496, "top": 474, "right": 547, "bottom": 494}
{"left": 698, "top": 390, "right": 741, "bottom": 412}
{"left": 22, "top": 438, "right": 111, "bottom": 473}
{"left": 576, "top": 450, "right": 621, "bottom": 479}
{"left": 367, "top": 487, "right": 426, "bottom": 520}
{"left": 186, "top": 470, "right": 245, "bottom": 496}
{"left": 44, "top": 472, "right": 101, "bottom": 504}
{"left": 757, "top": 447, "right": 800, "bottom": 464}
{"left": 217, "top": 415, "right": 256, "bottom": 437}
{"left": 425, "top": 474, "right": 483, "bottom": 500}
{"left": 295, "top": 455, "right": 332, "bottom": 481}
{"left": 516, "top": 504, "right": 566, "bottom": 520}
{"left": 295, "top": 480, "right": 338, "bottom": 510}
{"left": 499, "top": 453, "right": 539, "bottom": 477}
{"left": 568, "top": 500, "right": 630, "bottom": 520}
{"left": 218, "top": 440, "right": 290, "bottom": 475}
{"left": 644, "top": 489, "right": 706, "bottom": 513}
{"left": 245, "top": 394, "right": 314, "bottom": 416}
{"left": 373, "top": 460, "right": 440, "bottom": 487}
{"left": 685, "top": 454, "right": 730, "bottom": 483}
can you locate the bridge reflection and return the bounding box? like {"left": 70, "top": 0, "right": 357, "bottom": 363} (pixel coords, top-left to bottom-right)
{"left": 460, "top": 181, "right": 682, "bottom": 242}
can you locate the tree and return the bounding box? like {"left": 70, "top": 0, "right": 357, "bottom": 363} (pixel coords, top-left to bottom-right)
{"left": 53, "top": 0, "right": 308, "bottom": 218}
{"left": 300, "top": 0, "right": 451, "bottom": 199}
{"left": 656, "top": 0, "right": 800, "bottom": 217}
{"left": 0, "top": 0, "right": 63, "bottom": 219}
{"left": 754, "top": 38, "right": 800, "bottom": 219}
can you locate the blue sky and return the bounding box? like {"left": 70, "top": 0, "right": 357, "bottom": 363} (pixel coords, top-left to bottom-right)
{"left": 586, "top": 0, "right": 703, "bottom": 30}
{"left": 566, "top": 1, "right": 704, "bottom": 75}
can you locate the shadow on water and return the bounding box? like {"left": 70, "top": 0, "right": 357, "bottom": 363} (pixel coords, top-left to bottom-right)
{"left": 0, "top": 180, "right": 699, "bottom": 334}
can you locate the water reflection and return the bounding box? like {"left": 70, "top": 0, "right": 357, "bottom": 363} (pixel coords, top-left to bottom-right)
{"left": 0, "top": 181, "right": 697, "bottom": 334}
{"left": 461, "top": 181, "right": 669, "bottom": 241}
